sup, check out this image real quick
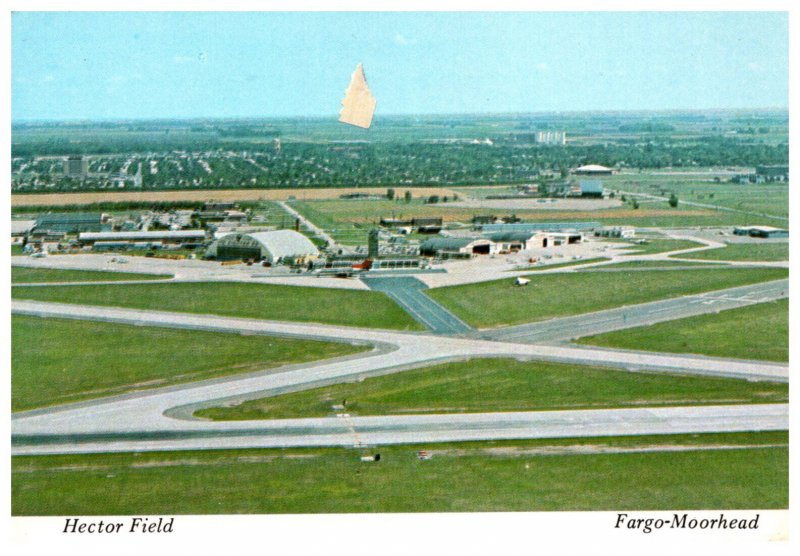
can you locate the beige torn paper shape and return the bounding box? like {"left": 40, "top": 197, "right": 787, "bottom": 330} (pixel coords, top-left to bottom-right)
{"left": 339, "top": 63, "right": 377, "bottom": 129}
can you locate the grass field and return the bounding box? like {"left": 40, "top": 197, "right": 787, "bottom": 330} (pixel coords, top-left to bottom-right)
{"left": 427, "top": 267, "right": 788, "bottom": 328}
{"left": 679, "top": 242, "right": 789, "bottom": 262}
{"left": 614, "top": 238, "right": 704, "bottom": 255}
{"left": 12, "top": 244, "right": 24, "bottom": 256}
{"left": 590, "top": 260, "right": 725, "bottom": 270}
{"left": 577, "top": 299, "right": 788, "bottom": 362}
{"left": 12, "top": 266, "right": 170, "bottom": 283}
{"left": 12, "top": 432, "right": 787, "bottom": 514}
{"left": 11, "top": 281, "right": 423, "bottom": 331}
{"left": 603, "top": 174, "right": 789, "bottom": 220}
{"left": 515, "top": 257, "right": 611, "bottom": 272}
{"left": 289, "top": 196, "right": 768, "bottom": 235}
{"left": 195, "top": 358, "right": 787, "bottom": 420}
{"left": 11, "top": 315, "right": 367, "bottom": 411}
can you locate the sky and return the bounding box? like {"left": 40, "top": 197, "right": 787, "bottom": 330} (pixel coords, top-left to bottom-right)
{"left": 11, "top": 11, "right": 789, "bottom": 121}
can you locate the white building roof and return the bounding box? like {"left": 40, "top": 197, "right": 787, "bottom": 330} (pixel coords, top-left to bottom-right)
{"left": 218, "top": 230, "right": 319, "bottom": 262}
{"left": 11, "top": 220, "right": 36, "bottom": 234}
{"left": 574, "top": 164, "right": 613, "bottom": 172}
{"left": 79, "top": 230, "right": 206, "bottom": 241}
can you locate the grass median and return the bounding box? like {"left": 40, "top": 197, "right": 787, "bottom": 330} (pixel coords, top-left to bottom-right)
{"left": 12, "top": 432, "right": 787, "bottom": 514}
{"left": 12, "top": 315, "right": 368, "bottom": 411}
{"left": 195, "top": 358, "right": 787, "bottom": 420}
{"left": 577, "top": 299, "right": 788, "bottom": 362}
{"left": 12, "top": 266, "right": 170, "bottom": 283}
{"left": 11, "top": 281, "right": 423, "bottom": 331}
{"left": 427, "top": 267, "right": 788, "bottom": 328}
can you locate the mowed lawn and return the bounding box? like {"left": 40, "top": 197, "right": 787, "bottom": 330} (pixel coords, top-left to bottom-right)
{"left": 12, "top": 315, "right": 367, "bottom": 411}
{"left": 12, "top": 432, "right": 788, "bottom": 514}
{"left": 680, "top": 242, "right": 789, "bottom": 262}
{"left": 11, "top": 281, "right": 423, "bottom": 331}
{"left": 427, "top": 267, "right": 788, "bottom": 328}
{"left": 12, "top": 266, "right": 170, "bottom": 283}
{"left": 195, "top": 358, "right": 787, "bottom": 421}
{"left": 577, "top": 299, "right": 788, "bottom": 362}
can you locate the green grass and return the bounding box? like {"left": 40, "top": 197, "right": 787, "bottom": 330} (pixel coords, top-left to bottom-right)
{"left": 12, "top": 244, "right": 24, "bottom": 256}
{"left": 195, "top": 358, "right": 787, "bottom": 420}
{"left": 12, "top": 432, "right": 788, "bottom": 514}
{"left": 577, "top": 299, "right": 788, "bottom": 362}
{"left": 515, "top": 257, "right": 611, "bottom": 272}
{"left": 11, "top": 281, "right": 423, "bottom": 331}
{"left": 679, "top": 242, "right": 789, "bottom": 262}
{"left": 427, "top": 267, "right": 788, "bottom": 328}
{"left": 587, "top": 260, "right": 726, "bottom": 270}
{"left": 12, "top": 266, "right": 170, "bottom": 283}
{"left": 615, "top": 238, "right": 704, "bottom": 255}
{"left": 11, "top": 315, "right": 367, "bottom": 411}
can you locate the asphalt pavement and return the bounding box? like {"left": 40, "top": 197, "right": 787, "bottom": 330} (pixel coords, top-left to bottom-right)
{"left": 361, "top": 276, "right": 472, "bottom": 335}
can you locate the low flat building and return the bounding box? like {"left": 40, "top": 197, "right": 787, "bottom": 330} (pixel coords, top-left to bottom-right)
{"left": 35, "top": 212, "right": 112, "bottom": 233}
{"left": 419, "top": 237, "right": 497, "bottom": 257}
{"left": 79, "top": 230, "right": 206, "bottom": 246}
{"left": 733, "top": 226, "right": 789, "bottom": 239}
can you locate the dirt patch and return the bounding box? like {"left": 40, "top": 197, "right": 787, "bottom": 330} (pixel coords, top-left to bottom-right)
{"left": 431, "top": 443, "right": 787, "bottom": 458}
{"left": 12, "top": 187, "right": 460, "bottom": 207}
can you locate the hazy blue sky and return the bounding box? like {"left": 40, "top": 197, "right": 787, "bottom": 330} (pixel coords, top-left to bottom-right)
{"left": 12, "top": 11, "right": 788, "bottom": 121}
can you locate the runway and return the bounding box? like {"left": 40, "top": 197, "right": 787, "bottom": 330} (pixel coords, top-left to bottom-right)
{"left": 11, "top": 297, "right": 788, "bottom": 456}
{"left": 482, "top": 278, "right": 788, "bottom": 344}
{"left": 13, "top": 403, "right": 787, "bottom": 455}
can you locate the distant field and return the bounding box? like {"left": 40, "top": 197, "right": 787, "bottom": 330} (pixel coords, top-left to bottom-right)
{"left": 577, "top": 299, "right": 788, "bottom": 362}
{"left": 11, "top": 244, "right": 24, "bottom": 256}
{"left": 195, "top": 358, "right": 787, "bottom": 421}
{"left": 11, "top": 266, "right": 170, "bottom": 283}
{"left": 10, "top": 186, "right": 459, "bottom": 207}
{"left": 289, "top": 197, "right": 761, "bottom": 234}
{"left": 12, "top": 432, "right": 788, "bottom": 513}
{"left": 427, "top": 267, "right": 788, "bottom": 328}
{"left": 11, "top": 281, "right": 423, "bottom": 331}
{"left": 604, "top": 175, "right": 789, "bottom": 220}
{"left": 11, "top": 315, "right": 366, "bottom": 411}
{"left": 679, "top": 242, "right": 789, "bottom": 262}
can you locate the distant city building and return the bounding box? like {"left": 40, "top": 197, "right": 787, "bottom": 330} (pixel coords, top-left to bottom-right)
{"left": 534, "top": 131, "right": 567, "bottom": 145}
{"left": 63, "top": 156, "right": 88, "bottom": 177}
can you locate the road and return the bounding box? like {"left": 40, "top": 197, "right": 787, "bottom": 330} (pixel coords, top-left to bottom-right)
{"left": 276, "top": 200, "right": 344, "bottom": 253}
{"left": 482, "top": 279, "right": 788, "bottom": 344}
{"left": 361, "top": 276, "right": 472, "bottom": 335}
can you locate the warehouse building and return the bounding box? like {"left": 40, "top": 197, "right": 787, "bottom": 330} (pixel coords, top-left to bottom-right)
{"left": 486, "top": 231, "right": 544, "bottom": 251}
{"left": 79, "top": 230, "right": 207, "bottom": 247}
{"left": 733, "top": 226, "right": 789, "bottom": 239}
{"left": 35, "top": 213, "right": 112, "bottom": 233}
{"left": 419, "top": 237, "right": 497, "bottom": 257}
{"left": 478, "top": 222, "right": 600, "bottom": 234}
{"left": 208, "top": 230, "right": 319, "bottom": 263}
